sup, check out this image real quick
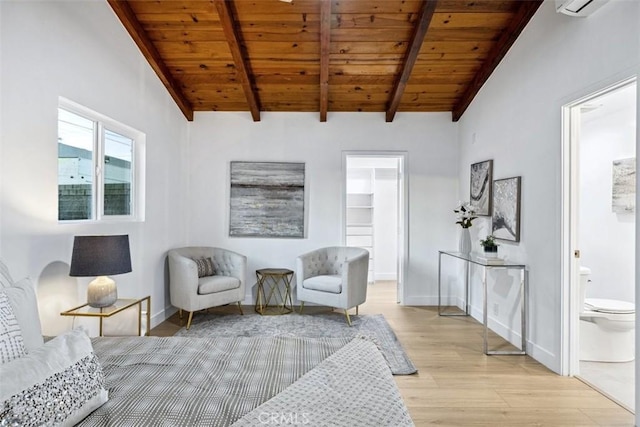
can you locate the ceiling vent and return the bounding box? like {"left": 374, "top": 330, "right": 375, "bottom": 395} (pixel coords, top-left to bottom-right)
{"left": 556, "top": 0, "right": 609, "bottom": 16}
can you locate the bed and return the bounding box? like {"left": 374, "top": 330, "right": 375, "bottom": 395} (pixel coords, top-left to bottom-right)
{"left": 0, "top": 261, "right": 414, "bottom": 426}
{"left": 82, "top": 335, "right": 413, "bottom": 426}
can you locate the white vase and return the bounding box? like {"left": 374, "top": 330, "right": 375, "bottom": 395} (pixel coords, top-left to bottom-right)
{"left": 459, "top": 228, "right": 471, "bottom": 254}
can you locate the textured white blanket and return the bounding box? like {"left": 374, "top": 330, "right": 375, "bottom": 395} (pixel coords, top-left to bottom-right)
{"left": 231, "top": 337, "right": 414, "bottom": 427}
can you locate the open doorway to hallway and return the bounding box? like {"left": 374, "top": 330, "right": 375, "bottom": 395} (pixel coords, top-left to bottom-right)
{"left": 343, "top": 153, "right": 407, "bottom": 304}
{"left": 563, "top": 78, "right": 636, "bottom": 412}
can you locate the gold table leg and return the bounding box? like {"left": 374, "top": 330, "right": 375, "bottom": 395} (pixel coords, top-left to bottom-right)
{"left": 254, "top": 271, "right": 293, "bottom": 315}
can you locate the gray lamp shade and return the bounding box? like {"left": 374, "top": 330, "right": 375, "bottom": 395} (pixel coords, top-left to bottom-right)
{"left": 70, "top": 235, "right": 132, "bottom": 277}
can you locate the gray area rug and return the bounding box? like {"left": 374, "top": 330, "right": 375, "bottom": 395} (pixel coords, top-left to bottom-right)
{"left": 175, "top": 312, "right": 417, "bottom": 375}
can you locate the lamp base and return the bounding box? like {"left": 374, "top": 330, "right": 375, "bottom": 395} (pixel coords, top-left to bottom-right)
{"left": 87, "top": 276, "right": 117, "bottom": 308}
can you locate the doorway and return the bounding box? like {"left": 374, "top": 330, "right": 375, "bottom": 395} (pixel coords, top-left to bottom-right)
{"left": 562, "top": 78, "right": 637, "bottom": 411}
{"left": 343, "top": 152, "right": 407, "bottom": 304}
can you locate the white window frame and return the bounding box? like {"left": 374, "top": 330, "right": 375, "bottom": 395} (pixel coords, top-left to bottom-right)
{"left": 58, "top": 97, "right": 146, "bottom": 222}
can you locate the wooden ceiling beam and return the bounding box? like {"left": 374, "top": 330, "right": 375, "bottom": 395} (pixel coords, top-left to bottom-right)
{"left": 452, "top": 0, "right": 543, "bottom": 122}
{"left": 319, "top": 0, "right": 331, "bottom": 122}
{"left": 385, "top": 0, "right": 438, "bottom": 123}
{"left": 107, "top": 0, "right": 194, "bottom": 121}
{"left": 214, "top": 0, "right": 261, "bottom": 122}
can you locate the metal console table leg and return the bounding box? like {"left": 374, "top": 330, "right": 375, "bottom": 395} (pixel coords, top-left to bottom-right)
{"left": 484, "top": 266, "right": 527, "bottom": 356}
{"left": 438, "top": 251, "right": 470, "bottom": 317}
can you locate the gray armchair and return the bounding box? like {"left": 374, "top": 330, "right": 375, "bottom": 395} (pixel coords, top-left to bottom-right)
{"left": 296, "top": 246, "right": 369, "bottom": 326}
{"left": 168, "top": 247, "right": 247, "bottom": 329}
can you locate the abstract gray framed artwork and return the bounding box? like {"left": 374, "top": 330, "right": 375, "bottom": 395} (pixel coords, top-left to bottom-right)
{"left": 612, "top": 157, "right": 635, "bottom": 213}
{"left": 229, "top": 161, "right": 305, "bottom": 238}
{"left": 470, "top": 159, "right": 493, "bottom": 216}
{"left": 492, "top": 176, "right": 521, "bottom": 242}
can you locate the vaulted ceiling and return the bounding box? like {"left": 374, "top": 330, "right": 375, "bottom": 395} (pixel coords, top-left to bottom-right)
{"left": 107, "top": 0, "right": 542, "bottom": 122}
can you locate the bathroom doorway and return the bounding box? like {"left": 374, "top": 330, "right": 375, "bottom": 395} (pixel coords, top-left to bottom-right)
{"left": 343, "top": 153, "right": 407, "bottom": 304}
{"left": 562, "top": 78, "right": 637, "bottom": 411}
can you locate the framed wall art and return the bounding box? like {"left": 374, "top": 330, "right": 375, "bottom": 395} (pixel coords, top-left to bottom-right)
{"left": 470, "top": 159, "right": 493, "bottom": 216}
{"left": 492, "top": 176, "right": 521, "bottom": 242}
{"left": 229, "top": 161, "right": 305, "bottom": 238}
{"left": 612, "top": 157, "right": 635, "bottom": 213}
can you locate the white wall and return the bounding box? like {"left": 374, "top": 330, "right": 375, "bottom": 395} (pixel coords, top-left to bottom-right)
{"left": 635, "top": 68, "right": 640, "bottom": 427}
{"left": 458, "top": 0, "right": 640, "bottom": 373}
{"left": 0, "top": 1, "right": 189, "bottom": 335}
{"left": 579, "top": 85, "right": 636, "bottom": 303}
{"left": 186, "top": 112, "right": 459, "bottom": 305}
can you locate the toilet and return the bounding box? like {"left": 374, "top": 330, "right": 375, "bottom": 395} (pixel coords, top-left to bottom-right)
{"left": 579, "top": 266, "right": 635, "bottom": 362}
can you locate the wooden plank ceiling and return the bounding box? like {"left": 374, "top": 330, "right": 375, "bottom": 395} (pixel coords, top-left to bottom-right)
{"left": 108, "top": 0, "right": 542, "bottom": 122}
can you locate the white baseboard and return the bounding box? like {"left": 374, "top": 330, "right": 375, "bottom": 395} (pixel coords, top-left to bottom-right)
{"left": 528, "top": 342, "right": 559, "bottom": 374}
{"left": 402, "top": 296, "right": 431, "bottom": 305}
{"left": 242, "top": 294, "right": 253, "bottom": 305}
{"left": 241, "top": 294, "right": 303, "bottom": 306}
{"left": 374, "top": 273, "right": 397, "bottom": 281}
{"left": 402, "top": 295, "right": 459, "bottom": 306}
{"left": 154, "top": 306, "right": 178, "bottom": 328}
{"left": 469, "top": 304, "right": 522, "bottom": 348}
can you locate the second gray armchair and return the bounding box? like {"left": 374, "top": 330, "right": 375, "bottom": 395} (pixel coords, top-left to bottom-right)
{"left": 168, "top": 247, "right": 247, "bottom": 329}
{"left": 296, "top": 246, "right": 369, "bottom": 325}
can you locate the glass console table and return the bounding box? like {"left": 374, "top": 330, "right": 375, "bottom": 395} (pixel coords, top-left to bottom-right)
{"left": 437, "top": 251, "right": 527, "bottom": 356}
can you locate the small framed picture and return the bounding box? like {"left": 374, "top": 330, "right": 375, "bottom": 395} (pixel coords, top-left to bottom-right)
{"left": 492, "top": 176, "right": 521, "bottom": 242}
{"left": 612, "top": 157, "right": 635, "bottom": 213}
{"left": 470, "top": 160, "right": 493, "bottom": 216}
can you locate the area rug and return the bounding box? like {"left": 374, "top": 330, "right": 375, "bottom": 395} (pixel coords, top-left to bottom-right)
{"left": 174, "top": 312, "right": 417, "bottom": 375}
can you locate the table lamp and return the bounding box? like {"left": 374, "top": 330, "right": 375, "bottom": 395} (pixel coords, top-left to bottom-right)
{"left": 70, "top": 235, "right": 132, "bottom": 308}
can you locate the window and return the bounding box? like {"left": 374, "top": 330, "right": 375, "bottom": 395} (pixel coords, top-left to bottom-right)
{"left": 57, "top": 99, "right": 145, "bottom": 221}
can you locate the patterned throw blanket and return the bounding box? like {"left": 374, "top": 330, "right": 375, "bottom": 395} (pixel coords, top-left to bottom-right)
{"left": 81, "top": 336, "right": 413, "bottom": 426}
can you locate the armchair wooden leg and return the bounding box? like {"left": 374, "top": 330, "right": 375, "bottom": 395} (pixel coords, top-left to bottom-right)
{"left": 356, "top": 306, "right": 359, "bottom": 316}
{"left": 344, "top": 309, "right": 352, "bottom": 327}
{"left": 299, "top": 301, "right": 305, "bottom": 314}
{"left": 237, "top": 302, "right": 244, "bottom": 315}
{"left": 179, "top": 309, "right": 183, "bottom": 319}
{"left": 186, "top": 311, "right": 194, "bottom": 330}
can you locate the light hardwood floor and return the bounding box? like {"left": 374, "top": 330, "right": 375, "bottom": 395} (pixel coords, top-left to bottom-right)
{"left": 151, "top": 281, "right": 634, "bottom": 426}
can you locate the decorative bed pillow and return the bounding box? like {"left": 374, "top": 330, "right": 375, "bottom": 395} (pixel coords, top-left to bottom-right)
{"left": 3, "top": 277, "right": 44, "bottom": 352}
{"left": 0, "top": 327, "right": 108, "bottom": 427}
{"left": 193, "top": 257, "right": 215, "bottom": 278}
{"left": 0, "top": 292, "right": 25, "bottom": 364}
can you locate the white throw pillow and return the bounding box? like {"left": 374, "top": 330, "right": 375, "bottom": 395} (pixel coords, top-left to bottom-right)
{"left": 0, "top": 328, "right": 109, "bottom": 427}
{"left": 3, "top": 277, "right": 44, "bottom": 352}
{"left": 0, "top": 292, "right": 25, "bottom": 364}
{"left": 0, "top": 258, "right": 13, "bottom": 289}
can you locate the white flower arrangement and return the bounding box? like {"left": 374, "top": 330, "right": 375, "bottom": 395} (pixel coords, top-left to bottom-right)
{"left": 454, "top": 201, "right": 477, "bottom": 229}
